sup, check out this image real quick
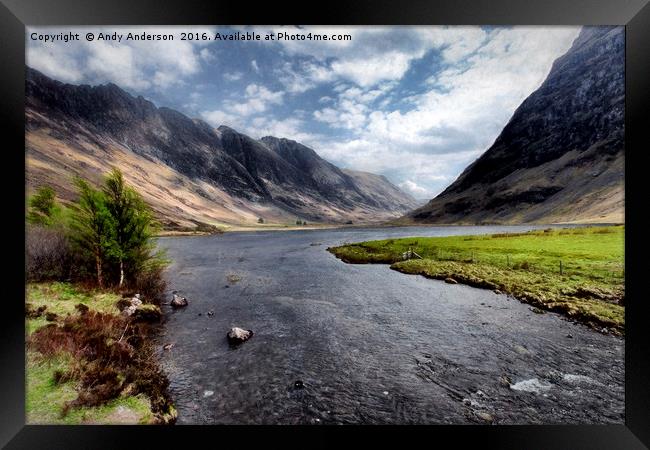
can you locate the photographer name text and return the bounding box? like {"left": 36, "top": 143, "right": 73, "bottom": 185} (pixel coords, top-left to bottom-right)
{"left": 30, "top": 31, "right": 352, "bottom": 43}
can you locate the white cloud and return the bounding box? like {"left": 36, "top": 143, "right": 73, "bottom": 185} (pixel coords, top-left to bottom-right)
{"left": 201, "top": 109, "right": 232, "bottom": 127}
{"left": 27, "top": 26, "right": 216, "bottom": 91}
{"left": 251, "top": 117, "right": 319, "bottom": 144}
{"left": 200, "top": 48, "right": 216, "bottom": 63}
{"left": 399, "top": 180, "right": 431, "bottom": 198}
{"left": 224, "top": 83, "right": 284, "bottom": 115}
{"left": 201, "top": 83, "right": 286, "bottom": 133}
{"left": 223, "top": 71, "right": 243, "bottom": 81}
{"left": 309, "top": 26, "right": 581, "bottom": 196}
{"left": 28, "top": 25, "right": 585, "bottom": 198}
{"left": 331, "top": 51, "right": 415, "bottom": 88}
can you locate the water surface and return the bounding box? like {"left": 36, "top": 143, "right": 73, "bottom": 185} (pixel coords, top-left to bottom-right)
{"left": 156, "top": 225, "right": 624, "bottom": 424}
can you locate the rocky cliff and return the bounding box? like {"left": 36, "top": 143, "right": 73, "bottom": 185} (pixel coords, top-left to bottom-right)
{"left": 405, "top": 26, "right": 624, "bottom": 225}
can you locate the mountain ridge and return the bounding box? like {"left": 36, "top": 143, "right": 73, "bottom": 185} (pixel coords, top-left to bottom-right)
{"left": 25, "top": 67, "right": 418, "bottom": 229}
{"left": 404, "top": 26, "right": 624, "bottom": 225}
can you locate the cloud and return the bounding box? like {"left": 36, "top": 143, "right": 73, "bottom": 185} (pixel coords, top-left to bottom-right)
{"left": 330, "top": 51, "right": 415, "bottom": 87}
{"left": 27, "top": 26, "right": 216, "bottom": 91}
{"left": 28, "top": 25, "right": 585, "bottom": 198}
{"left": 201, "top": 109, "right": 233, "bottom": 127}
{"left": 201, "top": 83, "right": 287, "bottom": 134}
{"left": 223, "top": 71, "right": 243, "bottom": 81}
{"left": 200, "top": 48, "right": 216, "bottom": 63}
{"left": 307, "top": 26, "right": 581, "bottom": 196}
{"left": 399, "top": 180, "right": 431, "bottom": 198}
{"left": 251, "top": 117, "right": 320, "bottom": 144}
{"left": 227, "top": 84, "right": 284, "bottom": 115}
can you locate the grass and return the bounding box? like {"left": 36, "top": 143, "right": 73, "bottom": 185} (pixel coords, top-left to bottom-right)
{"left": 328, "top": 225, "right": 624, "bottom": 333}
{"left": 26, "top": 352, "right": 154, "bottom": 424}
{"left": 27, "top": 282, "right": 121, "bottom": 319}
{"left": 26, "top": 281, "right": 172, "bottom": 424}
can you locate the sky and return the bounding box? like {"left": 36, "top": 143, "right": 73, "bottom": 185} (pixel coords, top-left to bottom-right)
{"left": 27, "top": 26, "right": 581, "bottom": 199}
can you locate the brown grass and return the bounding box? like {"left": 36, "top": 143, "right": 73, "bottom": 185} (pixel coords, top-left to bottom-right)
{"left": 28, "top": 310, "right": 175, "bottom": 423}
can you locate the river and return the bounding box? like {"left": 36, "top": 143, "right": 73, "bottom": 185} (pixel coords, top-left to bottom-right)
{"left": 155, "top": 225, "right": 624, "bottom": 424}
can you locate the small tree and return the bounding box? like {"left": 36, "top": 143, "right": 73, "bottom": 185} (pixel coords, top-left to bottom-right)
{"left": 296, "top": 220, "right": 302, "bottom": 225}
{"left": 102, "top": 168, "right": 157, "bottom": 287}
{"left": 27, "top": 186, "right": 59, "bottom": 226}
{"left": 69, "top": 178, "right": 117, "bottom": 288}
{"left": 258, "top": 217, "right": 264, "bottom": 224}
{"left": 102, "top": 169, "right": 152, "bottom": 287}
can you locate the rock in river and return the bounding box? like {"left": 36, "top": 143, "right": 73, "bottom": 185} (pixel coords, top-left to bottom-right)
{"left": 171, "top": 293, "right": 189, "bottom": 307}
{"left": 227, "top": 327, "right": 253, "bottom": 345}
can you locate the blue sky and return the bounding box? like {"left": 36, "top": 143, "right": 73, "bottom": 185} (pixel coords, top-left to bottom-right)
{"left": 27, "top": 26, "right": 581, "bottom": 199}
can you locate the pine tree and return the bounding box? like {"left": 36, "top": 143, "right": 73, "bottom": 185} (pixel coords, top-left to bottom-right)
{"left": 69, "top": 178, "right": 117, "bottom": 287}
{"left": 27, "top": 186, "right": 59, "bottom": 226}
{"left": 102, "top": 168, "right": 158, "bottom": 287}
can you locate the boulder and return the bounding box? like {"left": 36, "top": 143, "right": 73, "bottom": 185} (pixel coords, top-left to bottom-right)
{"left": 131, "top": 297, "right": 143, "bottom": 307}
{"left": 116, "top": 298, "right": 133, "bottom": 311}
{"left": 122, "top": 304, "right": 137, "bottom": 317}
{"left": 227, "top": 327, "right": 253, "bottom": 345}
{"left": 132, "top": 304, "right": 162, "bottom": 322}
{"left": 171, "top": 293, "right": 188, "bottom": 307}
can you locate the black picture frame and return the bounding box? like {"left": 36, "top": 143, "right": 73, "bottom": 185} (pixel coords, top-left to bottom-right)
{"left": 2, "top": 0, "right": 649, "bottom": 448}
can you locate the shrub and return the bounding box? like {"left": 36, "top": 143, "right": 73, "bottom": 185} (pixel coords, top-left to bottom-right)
{"left": 29, "top": 310, "right": 174, "bottom": 422}
{"left": 26, "top": 224, "right": 73, "bottom": 281}
{"left": 27, "top": 186, "right": 60, "bottom": 226}
{"left": 129, "top": 259, "right": 168, "bottom": 303}
{"left": 27, "top": 173, "right": 168, "bottom": 298}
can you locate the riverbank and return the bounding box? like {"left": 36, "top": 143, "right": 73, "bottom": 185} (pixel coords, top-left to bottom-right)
{"left": 328, "top": 225, "right": 624, "bottom": 333}
{"left": 157, "top": 222, "right": 358, "bottom": 236}
{"left": 26, "top": 282, "right": 176, "bottom": 424}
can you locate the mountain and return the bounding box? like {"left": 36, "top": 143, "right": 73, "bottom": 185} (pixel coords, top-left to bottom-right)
{"left": 405, "top": 26, "right": 624, "bottom": 225}
{"left": 25, "top": 68, "right": 418, "bottom": 229}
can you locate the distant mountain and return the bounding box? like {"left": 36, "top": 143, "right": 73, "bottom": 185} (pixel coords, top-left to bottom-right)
{"left": 405, "top": 26, "right": 624, "bottom": 225}
{"left": 25, "top": 68, "right": 418, "bottom": 229}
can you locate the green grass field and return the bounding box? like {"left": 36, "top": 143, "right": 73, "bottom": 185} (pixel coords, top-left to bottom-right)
{"left": 26, "top": 282, "right": 157, "bottom": 424}
{"left": 328, "top": 225, "right": 624, "bottom": 332}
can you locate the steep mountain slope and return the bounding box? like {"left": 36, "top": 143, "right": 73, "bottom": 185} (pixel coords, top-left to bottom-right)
{"left": 261, "top": 136, "right": 418, "bottom": 215}
{"left": 405, "top": 26, "right": 624, "bottom": 225}
{"left": 25, "top": 68, "right": 417, "bottom": 228}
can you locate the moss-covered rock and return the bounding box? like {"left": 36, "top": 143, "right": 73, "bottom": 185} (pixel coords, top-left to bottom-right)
{"left": 131, "top": 304, "right": 162, "bottom": 323}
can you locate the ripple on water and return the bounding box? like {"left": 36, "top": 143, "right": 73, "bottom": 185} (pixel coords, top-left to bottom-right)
{"left": 510, "top": 378, "right": 553, "bottom": 393}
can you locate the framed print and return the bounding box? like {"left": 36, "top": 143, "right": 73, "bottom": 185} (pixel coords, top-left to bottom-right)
{"left": 1, "top": 0, "right": 649, "bottom": 448}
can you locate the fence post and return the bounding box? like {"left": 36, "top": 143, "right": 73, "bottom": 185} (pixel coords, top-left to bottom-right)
{"left": 560, "top": 259, "right": 563, "bottom": 275}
